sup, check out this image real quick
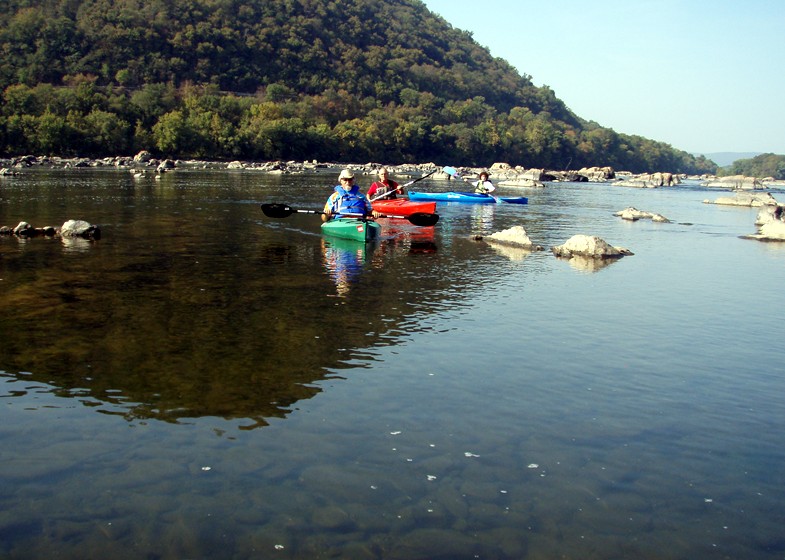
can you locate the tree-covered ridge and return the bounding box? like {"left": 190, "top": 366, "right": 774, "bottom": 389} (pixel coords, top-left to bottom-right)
{"left": 722, "top": 153, "right": 785, "bottom": 180}
{"left": 0, "top": 0, "right": 541, "bottom": 111}
{"left": 0, "top": 0, "right": 717, "bottom": 174}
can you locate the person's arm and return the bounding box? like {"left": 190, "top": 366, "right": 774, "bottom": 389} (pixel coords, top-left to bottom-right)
{"left": 363, "top": 195, "right": 381, "bottom": 219}
{"left": 322, "top": 195, "right": 335, "bottom": 222}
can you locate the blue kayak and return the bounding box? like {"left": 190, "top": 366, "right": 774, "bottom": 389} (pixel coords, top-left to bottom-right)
{"left": 409, "top": 191, "right": 527, "bottom": 204}
{"left": 497, "top": 196, "right": 529, "bottom": 204}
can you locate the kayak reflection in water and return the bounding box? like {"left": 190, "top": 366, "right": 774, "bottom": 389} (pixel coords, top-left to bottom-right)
{"left": 322, "top": 237, "right": 375, "bottom": 297}
{"left": 321, "top": 168, "right": 381, "bottom": 221}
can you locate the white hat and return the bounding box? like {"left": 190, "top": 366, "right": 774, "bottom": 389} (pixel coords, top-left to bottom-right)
{"left": 339, "top": 169, "right": 354, "bottom": 180}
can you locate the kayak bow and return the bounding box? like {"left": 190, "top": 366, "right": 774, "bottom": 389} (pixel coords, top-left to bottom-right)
{"left": 372, "top": 198, "right": 437, "bottom": 216}
{"left": 320, "top": 217, "right": 381, "bottom": 242}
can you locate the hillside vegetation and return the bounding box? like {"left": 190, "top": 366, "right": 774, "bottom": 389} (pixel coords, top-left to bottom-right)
{"left": 721, "top": 153, "right": 785, "bottom": 180}
{"left": 0, "top": 0, "right": 717, "bottom": 174}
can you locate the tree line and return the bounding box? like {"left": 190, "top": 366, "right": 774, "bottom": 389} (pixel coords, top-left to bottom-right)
{"left": 0, "top": 0, "right": 718, "bottom": 174}
{"left": 721, "top": 153, "right": 785, "bottom": 180}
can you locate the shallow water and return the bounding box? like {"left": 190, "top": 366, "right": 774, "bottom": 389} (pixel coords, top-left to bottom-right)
{"left": 2, "top": 168, "right": 785, "bottom": 559}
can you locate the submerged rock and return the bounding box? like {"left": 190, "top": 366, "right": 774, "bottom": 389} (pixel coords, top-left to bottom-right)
{"left": 703, "top": 191, "right": 779, "bottom": 207}
{"left": 614, "top": 207, "right": 670, "bottom": 222}
{"left": 551, "top": 235, "right": 633, "bottom": 259}
{"left": 2, "top": 220, "right": 85, "bottom": 238}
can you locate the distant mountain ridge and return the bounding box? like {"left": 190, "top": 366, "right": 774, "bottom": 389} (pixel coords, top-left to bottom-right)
{"left": 697, "top": 152, "right": 763, "bottom": 167}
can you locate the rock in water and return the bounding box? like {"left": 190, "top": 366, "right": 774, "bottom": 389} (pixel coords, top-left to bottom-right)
{"left": 551, "top": 235, "right": 633, "bottom": 259}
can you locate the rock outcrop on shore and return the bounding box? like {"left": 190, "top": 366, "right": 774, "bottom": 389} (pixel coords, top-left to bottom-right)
{"left": 3, "top": 153, "right": 783, "bottom": 203}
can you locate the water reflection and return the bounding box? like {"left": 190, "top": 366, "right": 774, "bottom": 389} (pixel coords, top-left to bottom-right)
{"left": 470, "top": 203, "right": 496, "bottom": 237}
{"left": 379, "top": 218, "right": 437, "bottom": 254}
{"left": 0, "top": 170, "right": 471, "bottom": 430}
{"left": 486, "top": 242, "right": 534, "bottom": 262}
{"left": 557, "top": 254, "right": 622, "bottom": 273}
{"left": 60, "top": 236, "right": 95, "bottom": 253}
{"left": 322, "top": 237, "right": 378, "bottom": 297}
{"left": 4, "top": 169, "right": 785, "bottom": 559}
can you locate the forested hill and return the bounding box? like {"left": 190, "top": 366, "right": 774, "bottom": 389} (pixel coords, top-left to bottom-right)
{"left": 0, "top": 0, "right": 717, "bottom": 174}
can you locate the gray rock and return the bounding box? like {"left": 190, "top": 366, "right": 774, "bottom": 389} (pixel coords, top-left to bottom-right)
{"left": 614, "top": 207, "right": 670, "bottom": 222}
{"left": 701, "top": 175, "right": 762, "bottom": 189}
{"left": 551, "top": 235, "right": 633, "bottom": 259}
{"left": 13, "top": 221, "right": 32, "bottom": 235}
{"left": 481, "top": 226, "right": 543, "bottom": 250}
{"left": 704, "top": 191, "right": 779, "bottom": 207}
{"left": 60, "top": 220, "right": 100, "bottom": 239}
{"left": 745, "top": 205, "right": 785, "bottom": 241}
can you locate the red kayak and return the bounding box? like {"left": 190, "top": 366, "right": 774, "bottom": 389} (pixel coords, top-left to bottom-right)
{"left": 372, "top": 198, "right": 437, "bottom": 217}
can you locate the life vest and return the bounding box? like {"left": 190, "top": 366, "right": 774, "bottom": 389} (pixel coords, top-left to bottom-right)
{"left": 371, "top": 180, "right": 398, "bottom": 199}
{"left": 330, "top": 185, "right": 370, "bottom": 216}
{"left": 473, "top": 180, "right": 495, "bottom": 194}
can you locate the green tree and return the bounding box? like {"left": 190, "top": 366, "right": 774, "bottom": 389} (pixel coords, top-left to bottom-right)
{"left": 37, "top": 109, "right": 70, "bottom": 154}
{"left": 152, "top": 110, "right": 193, "bottom": 155}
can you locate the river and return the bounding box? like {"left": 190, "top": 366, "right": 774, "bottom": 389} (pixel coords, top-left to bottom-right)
{"left": 1, "top": 166, "right": 784, "bottom": 559}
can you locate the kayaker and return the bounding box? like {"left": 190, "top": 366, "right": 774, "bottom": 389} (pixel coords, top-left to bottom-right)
{"left": 472, "top": 170, "right": 496, "bottom": 194}
{"left": 367, "top": 167, "right": 401, "bottom": 200}
{"left": 322, "top": 169, "right": 381, "bottom": 222}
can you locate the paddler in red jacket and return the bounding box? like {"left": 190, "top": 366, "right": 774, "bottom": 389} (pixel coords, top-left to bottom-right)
{"left": 367, "top": 167, "right": 401, "bottom": 200}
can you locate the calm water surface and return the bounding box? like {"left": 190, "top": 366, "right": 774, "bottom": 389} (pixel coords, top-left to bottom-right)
{"left": 1, "top": 167, "right": 785, "bottom": 559}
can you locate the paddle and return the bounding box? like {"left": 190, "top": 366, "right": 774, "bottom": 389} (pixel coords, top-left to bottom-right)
{"left": 261, "top": 203, "right": 439, "bottom": 227}
{"left": 369, "top": 168, "right": 441, "bottom": 202}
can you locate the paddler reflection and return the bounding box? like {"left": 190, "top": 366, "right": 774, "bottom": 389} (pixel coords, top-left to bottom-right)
{"left": 471, "top": 203, "right": 496, "bottom": 237}
{"left": 321, "top": 237, "right": 378, "bottom": 296}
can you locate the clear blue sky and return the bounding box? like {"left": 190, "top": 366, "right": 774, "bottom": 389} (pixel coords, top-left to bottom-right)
{"left": 422, "top": 0, "right": 785, "bottom": 155}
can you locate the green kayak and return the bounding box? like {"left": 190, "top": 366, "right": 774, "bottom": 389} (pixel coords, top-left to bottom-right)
{"left": 321, "top": 217, "right": 381, "bottom": 242}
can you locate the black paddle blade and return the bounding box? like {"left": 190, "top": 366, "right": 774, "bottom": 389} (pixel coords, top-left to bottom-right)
{"left": 407, "top": 212, "right": 440, "bottom": 227}
{"left": 261, "top": 203, "right": 295, "bottom": 218}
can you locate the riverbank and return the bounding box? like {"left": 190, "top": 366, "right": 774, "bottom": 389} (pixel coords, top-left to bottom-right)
{"left": 2, "top": 153, "right": 783, "bottom": 191}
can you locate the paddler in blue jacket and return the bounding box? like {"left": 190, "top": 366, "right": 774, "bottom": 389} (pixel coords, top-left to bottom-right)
{"left": 321, "top": 169, "right": 381, "bottom": 221}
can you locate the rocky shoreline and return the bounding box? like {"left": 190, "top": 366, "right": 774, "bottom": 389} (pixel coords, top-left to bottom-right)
{"left": 3, "top": 153, "right": 785, "bottom": 191}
